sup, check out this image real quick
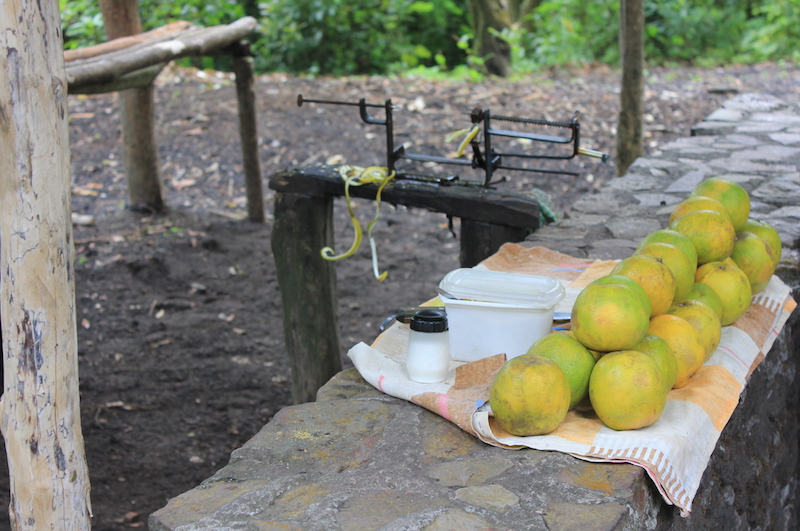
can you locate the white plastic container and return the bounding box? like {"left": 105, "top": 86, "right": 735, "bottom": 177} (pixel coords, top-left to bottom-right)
{"left": 437, "top": 268, "right": 565, "bottom": 362}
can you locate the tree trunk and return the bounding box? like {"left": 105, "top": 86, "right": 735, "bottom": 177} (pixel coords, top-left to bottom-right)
{"left": 615, "top": 0, "right": 645, "bottom": 176}
{"left": 0, "top": 0, "right": 93, "bottom": 528}
{"left": 99, "top": 0, "right": 166, "bottom": 211}
{"left": 507, "top": 0, "right": 541, "bottom": 32}
{"left": 466, "top": 0, "right": 512, "bottom": 77}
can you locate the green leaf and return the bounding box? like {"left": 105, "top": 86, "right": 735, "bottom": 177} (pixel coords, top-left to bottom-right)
{"left": 408, "top": 1, "right": 434, "bottom": 14}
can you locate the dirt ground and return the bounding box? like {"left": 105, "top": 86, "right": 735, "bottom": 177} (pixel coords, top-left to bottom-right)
{"left": 0, "top": 62, "right": 797, "bottom": 530}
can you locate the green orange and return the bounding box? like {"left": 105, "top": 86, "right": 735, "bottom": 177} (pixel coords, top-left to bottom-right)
{"left": 636, "top": 229, "right": 698, "bottom": 267}
{"left": 610, "top": 254, "right": 676, "bottom": 317}
{"left": 695, "top": 260, "right": 752, "bottom": 326}
{"left": 681, "top": 282, "right": 725, "bottom": 322}
{"left": 670, "top": 209, "right": 736, "bottom": 265}
{"left": 690, "top": 177, "right": 750, "bottom": 231}
{"left": 489, "top": 354, "right": 571, "bottom": 436}
{"left": 669, "top": 195, "right": 731, "bottom": 225}
{"left": 730, "top": 231, "right": 776, "bottom": 293}
{"left": 526, "top": 332, "right": 596, "bottom": 410}
{"left": 571, "top": 281, "right": 651, "bottom": 352}
{"left": 589, "top": 350, "right": 667, "bottom": 431}
{"left": 635, "top": 241, "right": 696, "bottom": 301}
{"left": 632, "top": 334, "right": 678, "bottom": 392}
{"left": 739, "top": 219, "right": 781, "bottom": 267}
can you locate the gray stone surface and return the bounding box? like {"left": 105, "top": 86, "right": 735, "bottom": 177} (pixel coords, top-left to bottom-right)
{"left": 150, "top": 93, "right": 800, "bottom": 530}
{"left": 527, "top": 93, "right": 800, "bottom": 264}
{"left": 150, "top": 374, "right": 653, "bottom": 531}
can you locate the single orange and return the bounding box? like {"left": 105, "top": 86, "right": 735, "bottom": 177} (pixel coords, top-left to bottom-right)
{"left": 690, "top": 177, "right": 751, "bottom": 231}
{"left": 695, "top": 260, "right": 752, "bottom": 326}
{"left": 668, "top": 299, "right": 722, "bottom": 362}
{"left": 647, "top": 314, "right": 706, "bottom": 388}
{"left": 681, "top": 282, "right": 725, "bottom": 322}
{"left": 730, "top": 231, "right": 776, "bottom": 293}
{"left": 589, "top": 350, "right": 667, "bottom": 431}
{"left": 610, "top": 254, "right": 676, "bottom": 317}
{"left": 527, "top": 332, "right": 596, "bottom": 410}
{"left": 740, "top": 219, "right": 781, "bottom": 267}
{"left": 668, "top": 195, "right": 731, "bottom": 225}
{"left": 571, "top": 281, "right": 651, "bottom": 352}
{"left": 670, "top": 209, "right": 736, "bottom": 264}
{"left": 489, "top": 354, "right": 571, "bottom": 436}
{"left": 636, "top": 229, "right": 698, "bottom": 267}
{"left": 635, "top": 241, "right": 696, "bottom": 301}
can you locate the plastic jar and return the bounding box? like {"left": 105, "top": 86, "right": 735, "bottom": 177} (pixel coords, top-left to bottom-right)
{"left": 406, "top": 308, "right": 450, "bottom": 383}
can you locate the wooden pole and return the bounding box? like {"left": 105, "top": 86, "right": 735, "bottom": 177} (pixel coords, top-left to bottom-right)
{"left": 0, "top": 0, "right": 93, "bottom": 528}
{"left": 99, "top": 0, "right": 166, "bottom": 211}
{"left": 615, "top": 0, "right": 645, "bottom": 176}
{"left": 233, "top": 53, "right": 265, "bottom": 222}
{"left": 272, "top": 192, "right": 342, "bottom": 404}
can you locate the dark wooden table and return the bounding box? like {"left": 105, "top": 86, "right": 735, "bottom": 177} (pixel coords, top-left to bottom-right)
{"left": 269, "top": 165, "right": 543, "bottom": 403}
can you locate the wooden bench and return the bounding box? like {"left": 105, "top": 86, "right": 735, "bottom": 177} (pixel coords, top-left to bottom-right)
{"left": 64, "top": 16, "right": 264, "bottom": 221}
{"left": 269, "top": 165, "right": 543, "bottom": 403}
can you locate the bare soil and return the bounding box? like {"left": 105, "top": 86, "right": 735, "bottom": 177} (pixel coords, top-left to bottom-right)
{"left": 0, "top": 62, "right": 797, "bottom": 529}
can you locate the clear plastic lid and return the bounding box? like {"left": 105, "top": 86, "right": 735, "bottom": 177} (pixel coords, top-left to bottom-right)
{"left": 438, "top": 268, "right": 565, "bottom": 308}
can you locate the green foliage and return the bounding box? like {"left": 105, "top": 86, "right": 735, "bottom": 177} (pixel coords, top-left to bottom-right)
{"left": 60, "top": 0, "right": 105, "bottom": 50}
{"left": 504, "top": 0, "right": 796, "bottom": 72}
{"left": 59, "top": 0, "right": 797, "bottom": 76}
{"left": 502, "top": 0, "right": 619, "bottom": 70}
{"left": 137, "top": 0, "right": 246, "bottom": 31}
{"left": 256, "top": 0, "right": 469, "bottom": 75}
{"left": 138, "top": 0, "right": 246, "bottom": 69}
{"left": 737, "top": 0, "right": 800, "bottom": 62}
{"left": 643, "top": 0, "right": 747, "bottom": 65}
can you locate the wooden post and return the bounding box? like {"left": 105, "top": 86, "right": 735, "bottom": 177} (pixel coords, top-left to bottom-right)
{"left": 99, "top": 0, "right": 166, "bottom": 211}
{"left": 0, "top": 0, "right": 93, "bottom": 528}
{"left": 615, "top": 0, "right": 645, "bottom": 176}
{"left": 232, "top": 52, "right": 265, "bottom": 222}
{"left": 460, "top": 220, "right": 530, "bottom": 268}
{"left": 272, "top": 192, "right": 342, "bottom": 404}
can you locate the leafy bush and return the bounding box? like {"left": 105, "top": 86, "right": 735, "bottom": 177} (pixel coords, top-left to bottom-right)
{"left": 503, "top": 0, "right": 619, "bottom": 70}
{"left": 643, "top": 0, "right": 747, "bottom": 65}
{"left": 737, "top": 0, "right": 800, "bottom": 62}
{"left": 509, "top": 0, "right": 746, "bottom": 69}
{"left": 255, "top": 0, "right": 469, "bottom": 75}
{"left": 60, "top": 0, "right": 105, "bottom": 50}
{"left": 59, "top": 0, "right": 797, "bottom": 76}
{"left": 138, "top": 0, "right": 246, "bottom": 31}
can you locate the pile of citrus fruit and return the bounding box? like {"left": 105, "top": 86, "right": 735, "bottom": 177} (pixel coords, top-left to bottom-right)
{"left": 490, "top": 177, "right": 783, "bottom": 436}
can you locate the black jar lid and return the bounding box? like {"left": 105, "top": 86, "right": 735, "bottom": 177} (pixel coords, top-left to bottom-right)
{"left": 410, "top": 308, "right": 448, "bottom": 333}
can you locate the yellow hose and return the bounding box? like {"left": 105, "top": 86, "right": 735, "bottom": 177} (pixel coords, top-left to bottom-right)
{"left": 320, "top": 165, "right": 396, "bottom": 281}
{"left": 445, "top": 125, "right": 481, "bottom": 157}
